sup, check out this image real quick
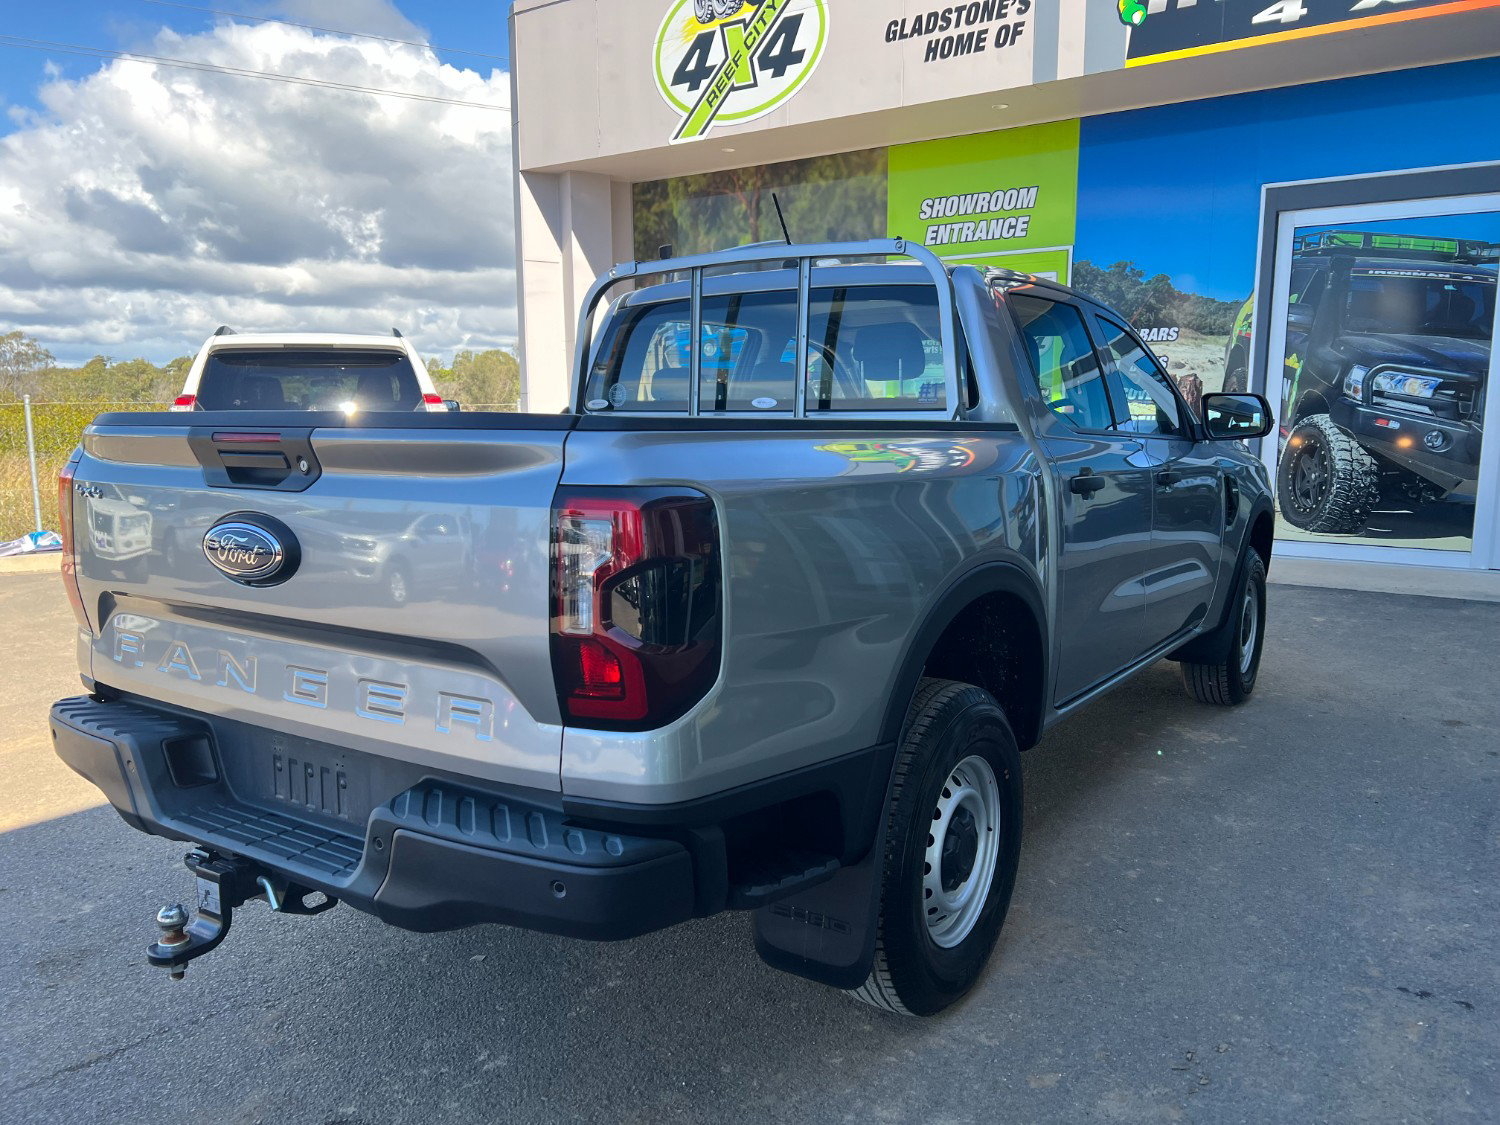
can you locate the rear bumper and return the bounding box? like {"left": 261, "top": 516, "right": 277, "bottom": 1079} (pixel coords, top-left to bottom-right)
{"left": 50, "top": 695, "right": 695, "bottom": 940}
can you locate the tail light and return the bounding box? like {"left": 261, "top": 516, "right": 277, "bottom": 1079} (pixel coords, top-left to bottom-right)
{"left": 421, "top": 393, "right": 447, "bottom": 412}
{"left": 170, "top": 394, "right": 196, "bottom": 411}
{"left": 550, "top": 488, "right": 721, "bottom": 730}
{"left": 57, "top": 458, "right": 89, "bottom": 628}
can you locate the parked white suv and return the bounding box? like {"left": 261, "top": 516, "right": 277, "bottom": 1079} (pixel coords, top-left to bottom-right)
{"left": 171, "top": 328, "right": 451, "bottom": 412}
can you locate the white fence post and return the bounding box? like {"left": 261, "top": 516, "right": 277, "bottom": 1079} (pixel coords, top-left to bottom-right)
{"left": 23, "top": 394, "right": 43, "bottom": 532}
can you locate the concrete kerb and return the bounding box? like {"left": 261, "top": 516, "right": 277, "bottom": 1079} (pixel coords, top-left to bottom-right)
{"left": 0, "top": 554, "right": 62, "bottom": 576}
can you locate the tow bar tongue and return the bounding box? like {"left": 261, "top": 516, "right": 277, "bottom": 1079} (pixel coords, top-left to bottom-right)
{"left": 146, "top": 849, "right": 337, "bottom": 980}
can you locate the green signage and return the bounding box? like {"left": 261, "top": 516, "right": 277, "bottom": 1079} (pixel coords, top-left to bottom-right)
{"left": 887, "top": 119, "right": 1080, "bottom": 281}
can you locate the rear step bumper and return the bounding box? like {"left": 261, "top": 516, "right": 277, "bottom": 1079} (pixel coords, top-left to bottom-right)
{"left": 50, "top": 695, "right": 695, "bottom": 940}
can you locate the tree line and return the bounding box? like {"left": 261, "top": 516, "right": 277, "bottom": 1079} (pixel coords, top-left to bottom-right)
{"left": 1070, "top": 260, "right": 1242, "bottom": 336}
{"left": 0, "top": 330, "right": 520, "bottom": 408}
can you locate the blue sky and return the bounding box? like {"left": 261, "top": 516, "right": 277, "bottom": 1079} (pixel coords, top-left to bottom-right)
{"left": 1076, "top": 57, "right": 1500, "bottom": 302}
{"left": 0, "top": 0, "right": 518, "bottom": 363}
{"left": 0, "top": 1, "right": 513, "bottom": 135}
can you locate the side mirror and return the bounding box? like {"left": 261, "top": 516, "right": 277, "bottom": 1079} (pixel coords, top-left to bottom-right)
{"left": 442, "top": 399, "right": 461, "bottom": 412}
{"left": 1202, "top": 393, "right": 1272, "bottom": 440}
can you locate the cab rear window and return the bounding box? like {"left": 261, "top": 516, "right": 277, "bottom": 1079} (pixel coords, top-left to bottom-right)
{"left": 197, "top": 350, "right": 422, "bottom": 411}
{"left": 584, "top": 285, "right": 951, "bottom": 414}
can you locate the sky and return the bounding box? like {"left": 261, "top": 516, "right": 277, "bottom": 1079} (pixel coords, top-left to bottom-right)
{"left": 0, "top": 1, "right": 516, "bottom": 365}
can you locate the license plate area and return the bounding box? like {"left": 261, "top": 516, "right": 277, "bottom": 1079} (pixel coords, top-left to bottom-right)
{"left": 214, "top": 722, "right": 375, "bottom": 832}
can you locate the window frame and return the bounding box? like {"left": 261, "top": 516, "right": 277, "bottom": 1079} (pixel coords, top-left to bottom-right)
{"left": 1087, "top": 308, "right": 1200, "bottom": 440}
{"left": 1004, "top": 293, "right": 1119, "bottom": 436}
{"left": 588, "top": 283, "right": 972, "bottom": 421}
{"left": 576, "top": 254, "right": 970, "bottom": 423}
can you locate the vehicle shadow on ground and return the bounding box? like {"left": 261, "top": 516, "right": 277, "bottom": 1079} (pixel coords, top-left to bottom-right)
{"left": 1, "top": 663, "right": 1214, "bottom": 1122}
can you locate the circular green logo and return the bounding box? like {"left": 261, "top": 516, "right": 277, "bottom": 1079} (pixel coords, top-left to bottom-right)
{"left": 1118, "top": 0, "right": 1149, "bottom": 28}
{"left": 654, "top": 0, "right": 829, "bottom": 144}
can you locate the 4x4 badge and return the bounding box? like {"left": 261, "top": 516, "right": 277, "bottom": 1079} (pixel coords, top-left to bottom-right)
{"left": 654, "top": 0, "right": 829, "bottom": 144}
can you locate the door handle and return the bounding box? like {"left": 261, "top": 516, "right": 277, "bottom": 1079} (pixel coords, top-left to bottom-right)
{"left": 1155, "top": 469, "right": 1175, "bottom": 490}
{"left": 1069, "top": 469, "right": 1107, "bottom": 497}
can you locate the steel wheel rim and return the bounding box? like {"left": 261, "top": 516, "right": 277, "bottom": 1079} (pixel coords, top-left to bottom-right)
{"left": 390, "top": 569, "right": 408, "bottom": 603}
{"left": 922, "top": 754, "right": 1001, "bottom": 949}
{"left": 1238, "top": 580, "right": 1259, "bottom": 675}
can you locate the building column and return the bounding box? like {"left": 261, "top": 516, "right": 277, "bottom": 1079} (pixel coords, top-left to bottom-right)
{"left": 514, "top": 170, "right": 624, "bottom": 413}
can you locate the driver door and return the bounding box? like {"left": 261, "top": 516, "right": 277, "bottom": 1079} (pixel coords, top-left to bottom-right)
{"left": 1092, "top": 312, "right": 1224, "bottom": 644}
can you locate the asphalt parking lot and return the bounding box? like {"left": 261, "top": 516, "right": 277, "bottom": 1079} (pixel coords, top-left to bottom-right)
{"left": 1, "top": 568, "right": 1496, "bottom": 1124}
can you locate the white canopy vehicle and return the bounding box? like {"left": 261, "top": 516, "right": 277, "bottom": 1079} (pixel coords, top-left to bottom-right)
{"left": 171, "top": 328, "right": 452, "bottom": 413}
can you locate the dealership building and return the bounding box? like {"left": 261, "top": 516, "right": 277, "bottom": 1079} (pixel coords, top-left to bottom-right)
{"left": 509, "top": 0, "right": 1500, "bottom": 582}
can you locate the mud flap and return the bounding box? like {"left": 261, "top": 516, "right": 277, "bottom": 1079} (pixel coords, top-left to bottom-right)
{"left": 751, "top": 844, "right": 886, "bottom": 989}
{"left": 751, "top": 745, "right": 902, "bottom": 991}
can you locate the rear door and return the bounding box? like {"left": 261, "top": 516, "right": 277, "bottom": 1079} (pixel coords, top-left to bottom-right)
{"left": 1007, "top": 294, "right": 1158, "bottom": 702}
{"left": 1092, "top": 313, "right": 1225, "bottom": 643}
{"left": 70, "top": 413, "right": 571, "bottom": 790}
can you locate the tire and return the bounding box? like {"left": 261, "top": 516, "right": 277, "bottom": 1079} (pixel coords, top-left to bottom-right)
{"left": 1277, "top": 414, "right": 1378, "bottom": 534}
{"left": 848, "top": 679, "right": 1024, "bottom": 1017}
{"left": 1180, "top": 551, "right": 1266, "bottom": 706}
{"left": 1221, "top": 364, "right": 1248, "bottom": 394}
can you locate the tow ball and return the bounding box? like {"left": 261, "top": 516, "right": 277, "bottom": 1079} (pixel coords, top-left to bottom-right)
{"left": 147, "top": 848, "right": 337, "bottom": 980}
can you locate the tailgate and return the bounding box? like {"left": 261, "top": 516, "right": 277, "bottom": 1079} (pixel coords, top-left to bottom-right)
{"left": 70, "top": 412, "right": 572, "bottom": 790}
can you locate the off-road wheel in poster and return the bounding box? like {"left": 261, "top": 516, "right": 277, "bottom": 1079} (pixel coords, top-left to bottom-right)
{"left": 1277, "top": 414, "right": 1379, "bottom": 534}
{"left": 1180, "top": 551, "right": 1267, "bottom": 706}
{"left": 849, "top": 678, "right": 1023, "bottom": 1017}
{"left": 1221, "top": 362, "right": 1248, "bottom": 394}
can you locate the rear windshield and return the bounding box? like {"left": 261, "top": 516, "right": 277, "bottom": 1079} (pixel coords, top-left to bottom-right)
{"left": 197, "top": 349, "right": 422, "bottom": 411}
{"left": 584, "top": 285, "right": 951, "bottom": 414}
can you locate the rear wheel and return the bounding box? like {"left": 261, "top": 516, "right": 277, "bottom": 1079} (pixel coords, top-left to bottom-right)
{"left": 1181, "top": 551, "right": 1266, "bottom": 706}
{"left": 849, "top": 679, "right": 1023, "bottom": 1017}
{"left": 1277, "top": 414, "right": 1378, "bottom": 534}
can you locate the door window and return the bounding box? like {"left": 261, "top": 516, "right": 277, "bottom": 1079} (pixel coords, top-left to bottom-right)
{"left": 1007, "top": 294, "right": 1114, "bottom": 431}
{"left": 1096, "top": 316, "right": 1187, "bottom": 436}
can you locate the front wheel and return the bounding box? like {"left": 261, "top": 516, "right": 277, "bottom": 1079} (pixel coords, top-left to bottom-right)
{"left": 1181, "top": 551, "right": 1266, "bottom": 706}
{"left": 849, "top": 679, "right": 1023, "bottom": 1016}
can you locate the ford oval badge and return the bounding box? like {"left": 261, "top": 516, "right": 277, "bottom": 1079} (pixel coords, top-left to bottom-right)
{"left": 203, "top": 516, "right": 297, "bottom": 586}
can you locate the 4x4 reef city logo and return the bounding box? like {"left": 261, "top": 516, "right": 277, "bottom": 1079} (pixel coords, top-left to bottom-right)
{"left": 654, "top": 0, "right": 829, "bottom": 144}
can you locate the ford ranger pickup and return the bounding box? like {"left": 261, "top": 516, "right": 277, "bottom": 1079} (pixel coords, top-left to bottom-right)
{"left": 50, "top": 239, "right": 1274, "bottom": 1016}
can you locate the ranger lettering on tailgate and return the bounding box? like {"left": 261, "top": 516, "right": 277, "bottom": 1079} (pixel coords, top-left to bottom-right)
{"left": 106, "top": 615, "right": 497, "bottom": 742}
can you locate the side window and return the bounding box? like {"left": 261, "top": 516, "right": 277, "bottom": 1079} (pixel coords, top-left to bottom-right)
{"left": 698, "top": 291, "right": 797, "bottom": 412}
{"left": 584, "top": 299, "right": 692, "bottom": 411}
{"left": 1007, "top": 294, "right": 1114, "bottom": 430}
{"left": 1297, "top": 268, "right": 1326, "bottom": 309}
{"left": 1095, "top": 315, "right": 1186, "bottom": 436}
{"left": 805, "top": 285, "right": 949, "bottom": 413}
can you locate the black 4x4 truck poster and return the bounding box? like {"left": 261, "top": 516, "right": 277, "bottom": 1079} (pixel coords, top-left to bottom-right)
{"left": 1272, "top": 216, "right": 1497, "bottom": 552}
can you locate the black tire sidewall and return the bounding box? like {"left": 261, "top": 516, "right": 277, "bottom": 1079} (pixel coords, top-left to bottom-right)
{"left": 1276, "top": 415, "right": 1375, "bottom": 533}
{"left": 1277, "top": 419, "right": 1329, "bottom": 529}
{"left": 881, "top": 687, "right": 1023, "bottom": 1015}
{"left": 1229, "top": 553, "right": 1267, "bottom": 699}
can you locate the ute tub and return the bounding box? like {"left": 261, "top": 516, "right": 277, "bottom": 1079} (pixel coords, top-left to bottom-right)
{"left": 50, "top": 694, "right": 696, "bottom": 940}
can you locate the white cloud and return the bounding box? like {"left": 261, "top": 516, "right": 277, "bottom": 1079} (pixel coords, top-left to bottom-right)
{"left": 0, "top": 16, "right": 514, "bottom": 365}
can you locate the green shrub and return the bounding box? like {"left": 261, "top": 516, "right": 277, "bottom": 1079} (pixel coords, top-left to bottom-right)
{"left": 0, "top": 402, "right": 163, "bottom": 540}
